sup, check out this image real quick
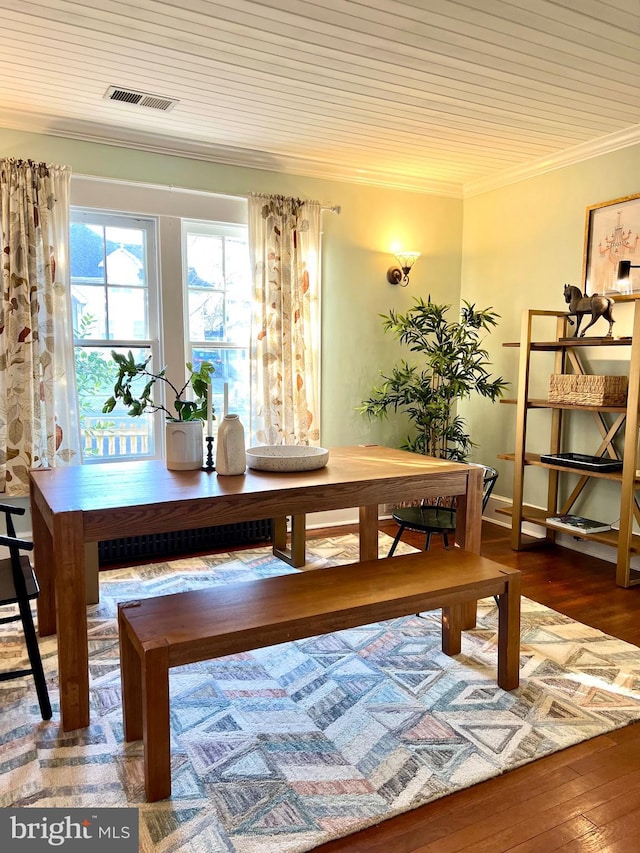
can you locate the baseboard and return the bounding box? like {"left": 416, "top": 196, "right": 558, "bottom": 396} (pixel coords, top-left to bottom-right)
{"left": 306, "top": 508, "right": 380, "bottom": 529}
{"left": 488, "top": 492, "right": 640, "bottom": 571}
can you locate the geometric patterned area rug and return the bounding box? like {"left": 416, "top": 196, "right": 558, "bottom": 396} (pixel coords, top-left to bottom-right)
{"left": 3, "top": 533, "right": 640, "bottom": 853}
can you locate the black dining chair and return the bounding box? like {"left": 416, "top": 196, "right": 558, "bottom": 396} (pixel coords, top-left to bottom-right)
{"left": 0, "top": 503, "right": 52, "bottom": 720}
{"left": 387, "top": 464, "right": 499, "bottom": 557}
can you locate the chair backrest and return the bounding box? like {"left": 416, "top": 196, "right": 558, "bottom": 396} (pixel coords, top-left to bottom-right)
{"left": 0, "top": 503, "right": 35, "bottom": 605}
{"left": 0, "top": 501, "right": 52, "bottom": 721}
{"left": 468, "top": 463, "right": 499, "bottom": 512}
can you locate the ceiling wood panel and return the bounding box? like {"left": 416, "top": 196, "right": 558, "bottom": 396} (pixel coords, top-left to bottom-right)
{"left": 1, "top": 0, "right": 639, "bottom": 195}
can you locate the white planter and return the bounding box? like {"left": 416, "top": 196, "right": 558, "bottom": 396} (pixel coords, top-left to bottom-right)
{"left": 165, "top": 420, "right": 204, "bottom": 471}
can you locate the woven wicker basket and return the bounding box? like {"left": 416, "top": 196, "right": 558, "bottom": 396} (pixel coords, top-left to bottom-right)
{"left": 548, "top": 374, "right": 628, "bottom": 406}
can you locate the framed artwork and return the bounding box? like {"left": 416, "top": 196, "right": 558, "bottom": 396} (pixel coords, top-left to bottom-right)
{"left": 583, "top": 193, "right": 640, "bottom": 299}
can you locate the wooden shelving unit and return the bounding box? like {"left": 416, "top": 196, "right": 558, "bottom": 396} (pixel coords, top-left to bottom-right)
{"left": 498, "top": 305, "right": 640, "bottom": 588}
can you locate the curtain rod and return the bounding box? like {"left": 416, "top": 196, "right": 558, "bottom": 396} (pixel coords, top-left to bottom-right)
{"left": 321, "top": 204, "right": 341, "bottom": 214}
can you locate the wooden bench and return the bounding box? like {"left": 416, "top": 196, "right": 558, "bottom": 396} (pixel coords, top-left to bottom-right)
{"left": 118, "top": 549, "right": 521, "bottom": 802}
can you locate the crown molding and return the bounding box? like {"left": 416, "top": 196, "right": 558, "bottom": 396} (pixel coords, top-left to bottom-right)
{"left": 0, "top": 110, "right": 462, "bottom": 198}
{"left": 464, "top": 124, "right": 640, "bottom": 198}
{"left": 4, "top": 109, "right": 638, "bottom": 201}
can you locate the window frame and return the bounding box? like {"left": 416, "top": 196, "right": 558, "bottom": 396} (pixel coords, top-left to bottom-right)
{"left": 70, "top": 208, "right": 163, "bottom": 462}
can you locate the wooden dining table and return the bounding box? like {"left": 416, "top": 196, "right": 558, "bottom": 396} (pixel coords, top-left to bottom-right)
{"left": 29, "top": 444, "right": 483, "bottom": 731}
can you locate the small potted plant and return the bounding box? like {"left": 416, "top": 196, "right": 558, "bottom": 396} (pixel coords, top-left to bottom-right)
{"left": 103, "top": 351, "right": 215, "bottom": 469}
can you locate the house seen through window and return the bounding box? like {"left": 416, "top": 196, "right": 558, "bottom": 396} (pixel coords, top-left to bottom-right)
{"left": 70, "top": 210, "right": 251, "bottom": 462}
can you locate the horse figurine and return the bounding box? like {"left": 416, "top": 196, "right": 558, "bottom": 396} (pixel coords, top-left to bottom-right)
{"left": 563, "top": 284, "right": 615, "bottom": 338}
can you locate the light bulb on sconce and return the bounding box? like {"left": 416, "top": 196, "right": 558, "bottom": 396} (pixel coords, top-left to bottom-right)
{"left": 387, "top": 251, "right": 421, "bottom": 286}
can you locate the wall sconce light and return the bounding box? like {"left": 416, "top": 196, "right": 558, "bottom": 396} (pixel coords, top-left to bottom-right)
{"left": 387, "top": 251, "right": 421, "bottom": 286}
{"left": 617, "top": 259, "right": 640, "bottom": 287}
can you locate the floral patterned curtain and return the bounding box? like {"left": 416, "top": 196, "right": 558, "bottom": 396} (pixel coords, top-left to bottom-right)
{"left": 248, "top": 194, "right": 321, "bottom": 445}
{"left": 0, "top": 158, "right": 81, "bottom": 495}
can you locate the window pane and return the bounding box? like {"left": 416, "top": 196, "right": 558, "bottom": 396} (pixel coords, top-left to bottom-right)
{"left": 226, "top": 288, "right": 251, "bottom": 340}
{"left": 72, "top": 285, "right": 107, "bottom": 339}
{"left": 185, "top": 227, "right": 251, "bottom": 343}
{"left": 105, "top": 226, "right": 146, "bottom": 286}
{"left": 188, "top": 289, "right": 224, "bottom": 340}
{"left": 70, "top": 223, "right": 106, "bottom": 283}
{"left": 75, "top": 346, "right": 155, "bottom": 460}
{"left": 192, "top": 347, "right": 250, "bottom": 430}
{"left": 187, "top": 233, "right": 223, "bottom": 287}
{"left": 108, "top": 287, "right": 148, "bottom": 339}
{"left": 225, "top": 236, "right": 249, "bottom": 285}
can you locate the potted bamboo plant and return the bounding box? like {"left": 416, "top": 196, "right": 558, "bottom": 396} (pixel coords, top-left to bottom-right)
{"left": 359, "top": 298, "right": 508, "bottom": 461}
{"left": 103, "top": 351, "right": 215, "bottom": 469}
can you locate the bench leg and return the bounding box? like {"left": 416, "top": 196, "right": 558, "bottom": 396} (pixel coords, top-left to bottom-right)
{"left": 142, "top": 644, "right": 171, "bottom": 802}
{"left": 118, "top": 606, "right": 142, "bottom": 742}
{"left": 441, "top": 604, "right": 463, "bottom": 656}
{"left": 497, "top": 571, "right": 521, "bottom": 691}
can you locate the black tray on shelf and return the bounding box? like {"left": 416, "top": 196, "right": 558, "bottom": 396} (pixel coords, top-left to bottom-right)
{"left": 539, "top": 452, "right": 623, "bottom": 472}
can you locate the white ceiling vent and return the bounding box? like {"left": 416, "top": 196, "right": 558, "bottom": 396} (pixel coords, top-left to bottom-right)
{"left": 104, "top": 86, "right": 179, "bottom": 112}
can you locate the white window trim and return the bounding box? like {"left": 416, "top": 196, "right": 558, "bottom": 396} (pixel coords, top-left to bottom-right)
{"left": 71, "top": 175, "right": 247, "bottom": 223}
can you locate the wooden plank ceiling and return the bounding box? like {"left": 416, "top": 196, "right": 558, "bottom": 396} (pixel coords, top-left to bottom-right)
{"left": 1, "top": 0, "right": 639, "bottom": 196}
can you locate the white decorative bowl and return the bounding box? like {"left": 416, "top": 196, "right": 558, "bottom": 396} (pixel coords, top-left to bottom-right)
{"left": 246, "top": 445, "right": 329, "bottom": 472}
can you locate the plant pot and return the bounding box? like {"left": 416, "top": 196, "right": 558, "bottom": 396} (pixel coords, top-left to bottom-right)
{"left": 165, "top": 420, "right": 204, "bottom": 470}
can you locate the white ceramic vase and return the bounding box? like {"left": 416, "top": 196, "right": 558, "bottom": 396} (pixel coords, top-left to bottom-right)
{"left": 165, "top": 420, "right": 204, "bottom": 470}
{"left": 216, "top": 414, "right": 246, "bottom": 475}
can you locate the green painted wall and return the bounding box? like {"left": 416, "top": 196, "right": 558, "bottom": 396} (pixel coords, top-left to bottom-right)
{"left": 461, "top": 145, "right": 640, "bottom": 520}
{"left": 0, "top": 128, "right": 463, "bottom": 451}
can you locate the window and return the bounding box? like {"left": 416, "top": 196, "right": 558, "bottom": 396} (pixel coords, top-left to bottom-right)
{"left": 183, "top": 220, "right": 252, "bottom": 434}
{"left": 71, "top": 210, "right": 160, "bottom": 461}
{"left": 69, "top": 181, "right": 253, "bottom": 465}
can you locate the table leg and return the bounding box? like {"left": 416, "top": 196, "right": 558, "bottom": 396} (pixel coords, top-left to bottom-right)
{"left": 456, "top": 465, "right": 484, "bottom": 630}
{"left": 31, "top": 486, "right": 56, "bottom": 636}
{"left": 359, "top": 504, "right": 379, "bottom": 561}
{"left": 54, "top": 511, "right": 90, "bottom": 731}
{"left": 441, "top": 604, "right": 463, "bottom": 656}
{"left": 455, "top": 465, "right": 483, "bottom": 553}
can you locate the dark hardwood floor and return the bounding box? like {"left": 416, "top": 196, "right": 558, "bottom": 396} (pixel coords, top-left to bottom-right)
{"left": 309, "top": 520, "right": 640, "bottom": 853}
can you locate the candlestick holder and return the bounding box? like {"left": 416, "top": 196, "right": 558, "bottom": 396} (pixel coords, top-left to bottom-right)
{"left": 203, "top": 435, "right": 215, "bottom": 471}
